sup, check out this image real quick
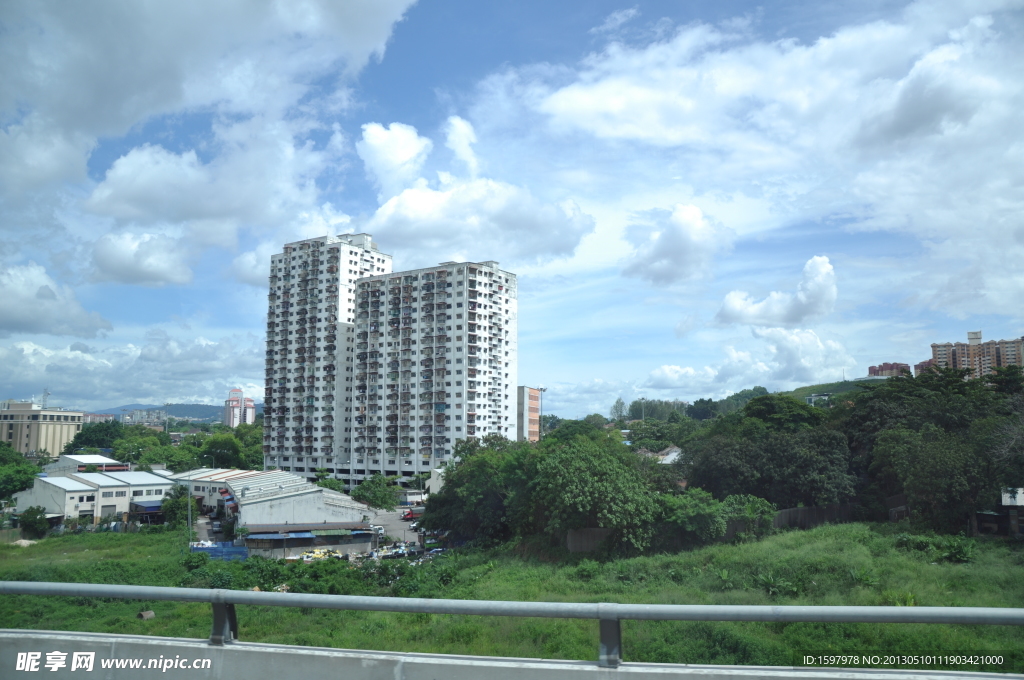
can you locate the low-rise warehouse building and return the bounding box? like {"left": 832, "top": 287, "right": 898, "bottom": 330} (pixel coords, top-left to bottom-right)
{"left": 67, "top": 473, "right": 131, "bottom": 519}
{"left": 13, "top": 476, "right": 98, "bottom": 521}
{"left": 43, "top": 454, "right": 127, "bottom": 476}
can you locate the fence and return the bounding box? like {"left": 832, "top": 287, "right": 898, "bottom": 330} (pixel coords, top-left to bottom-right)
{"left": 773, "top": 503, "right": 852, "bottom": 530}
{"left": 2, "top": 581, "right": 1022, "bottom": 668}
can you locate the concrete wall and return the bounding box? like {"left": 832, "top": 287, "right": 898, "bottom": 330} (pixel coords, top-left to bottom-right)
{"left": 0, "top": 630, "right": 981, "bottom": 680}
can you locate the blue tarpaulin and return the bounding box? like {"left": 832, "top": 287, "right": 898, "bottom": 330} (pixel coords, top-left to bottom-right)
{"left": 190, "top": 541, "right": 248, "bottom": 561}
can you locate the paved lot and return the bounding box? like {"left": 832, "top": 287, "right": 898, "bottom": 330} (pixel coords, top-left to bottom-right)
{"left": 372, "top": 509, "right": 421, "bottom": 544}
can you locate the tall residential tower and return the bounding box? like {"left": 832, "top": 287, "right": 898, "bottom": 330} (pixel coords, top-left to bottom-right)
{"left": 347, "top": 261, "right": 518, "bottom": 489}
{"left": 263, "top": 234, "right": 393, "bottom": 481}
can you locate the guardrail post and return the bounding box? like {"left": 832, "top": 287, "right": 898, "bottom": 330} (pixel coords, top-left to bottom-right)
{"left": 209, "top": 591, "right": 237, "bottom": 646}
{"left": 598, "top": 604, "right": 621, "bottom": 668}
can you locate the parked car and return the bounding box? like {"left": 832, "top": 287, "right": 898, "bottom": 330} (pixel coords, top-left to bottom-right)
{"left": 371, "top": 525, "right": 385, "bottom": 537}
{"left": 409, "top": 522, "right": 419, "bottom": 532}
{"left": 211, "top": 521, "right": 222, "bottom": 532}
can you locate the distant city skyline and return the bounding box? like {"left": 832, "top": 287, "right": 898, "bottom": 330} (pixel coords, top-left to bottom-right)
{"left": 2, "top": 1, "right": 1023, "bottom": 418}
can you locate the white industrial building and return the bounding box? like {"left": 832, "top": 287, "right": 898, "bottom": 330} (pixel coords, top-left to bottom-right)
{"left": 13, "top": 476, "right": 97, "bottom": 520}
{"left": 221, "top": 470, "right": 368, "bottom": 527}
{"left": 67, "top": 473, "right": 131, "bottom": 518}
{"left": 262, "top": 233, "right": 518, "bottom": 495}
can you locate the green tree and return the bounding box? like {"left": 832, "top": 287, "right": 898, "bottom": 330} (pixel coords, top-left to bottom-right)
{"left": 61, "top": 420, "right": 124, "bottom": 454}
{"left": 202, "top": 434, "right": 243, "bottom": 468}
{"left": 161, "top": 484, "right": 199, "bottom": 528}
{"left": 610, "top": 397, "right": 626, "bottom": 421}
{"left": 743, "top": 394, "right": 827, "bottom": 433}
{"left": 421, "top": 437, "right": 537, "bottom": 543}
{"left": 986, "top": 365, "right": 1024, "bottom": 397}
{"left": 583, "top": 413, "right": 608, "bottom": 428}
{"left": 349, "top": 473, "right": 400, "bottom": 511}
{"left": 0, "top": 442, "right": 40, "bottom": 499}
{"left": 316, "top": 478, "right": 347, "bottom": 493}
{"left": 686, "top": 398, "right": 717, "bottom": 421}
{"left": 531, "top": 437, "right": 657, "bottom": 552}
{"left": 19, "top": 505, "right": 50, "bottom": 539}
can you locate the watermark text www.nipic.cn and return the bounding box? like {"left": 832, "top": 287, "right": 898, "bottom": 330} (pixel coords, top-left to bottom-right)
{"left": 15, "top": 651, "right": 213, "bottom": 672}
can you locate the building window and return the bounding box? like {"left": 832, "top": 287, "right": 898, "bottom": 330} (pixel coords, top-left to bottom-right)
{"left": 102, "top": 491, "right": 113, "bottom": 498}
{"left": 133, "top": 490, "right": 144, "bottom": 497}
{"left": 115, "top": 491, "right": 126, "bottom": 497}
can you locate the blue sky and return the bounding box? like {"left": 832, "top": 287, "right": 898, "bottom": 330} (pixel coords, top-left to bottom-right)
{"left": 2, "top": 0, "right": 1023, "bottom": 417}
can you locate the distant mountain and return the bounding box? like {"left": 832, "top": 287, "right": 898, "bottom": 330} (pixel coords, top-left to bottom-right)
{"left": 90, "top": 403, "right": 263, "bottom": 420}
{"left": 91, "top": 403, "right": 163, "bottom": 414}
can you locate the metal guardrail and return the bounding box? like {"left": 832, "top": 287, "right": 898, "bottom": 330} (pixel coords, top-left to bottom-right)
{"left": 2, "top": 581, "right": 1023, "bottom": 668}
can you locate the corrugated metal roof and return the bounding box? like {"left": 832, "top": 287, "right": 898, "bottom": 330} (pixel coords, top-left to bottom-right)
{"left": 243, "top": 522, "right": 371, "bottom": 533}
{"left": 64, "top": 454, "right": 121, "bottom": 464}
{"left": 100, "top": 471, "right": 174, "bottom": 485}
{"left": 68, "top": 473, "right": 127, "bottom": 487}
{"left": 130, "top": 499, "right": 164, "bottom": 509}
{"left": 33, "top": 477, "right": 93, "bottom": 492}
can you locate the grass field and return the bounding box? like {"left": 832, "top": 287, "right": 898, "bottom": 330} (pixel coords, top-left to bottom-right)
{"left": 2, "top": 523, "right": 1023, "bottom": 670}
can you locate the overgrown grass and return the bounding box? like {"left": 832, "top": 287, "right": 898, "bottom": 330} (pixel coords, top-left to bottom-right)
{"left": 2, "top": 523, "right": 1023, "bottom": 669}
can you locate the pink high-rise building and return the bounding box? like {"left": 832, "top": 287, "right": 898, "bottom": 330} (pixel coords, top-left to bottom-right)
{"left": 224, "top": 388, "right": 256, "bottom": 427}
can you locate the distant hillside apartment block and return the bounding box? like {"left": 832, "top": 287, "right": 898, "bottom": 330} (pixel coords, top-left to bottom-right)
{"left": 0, "top": 400, "right": 83, "bottom": 456}
{"left": 517, "top": 386, "right": 541, "bottom": 442}
{"left": 345, "top": 261, "right": 518, "bottom": 489}
{"left": 923, "top": 331, "right": 1024, "bottom": 379}
{"left": 868, "top": 362, "right": 910, "bottom": 377}
{"left": 223, "top": 388, "right": 256, "bottom": 427}
{"left": 263, "top": 234, "right": 394, "bottom": 485}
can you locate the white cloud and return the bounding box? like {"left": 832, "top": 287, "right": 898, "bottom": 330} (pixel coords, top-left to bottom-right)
{"left": 752, "top": 327, "right": 856, "bottom": 384}
{"left": 590, "top": 7, "right": 640, "bottom": 35}
{"left": 445, "top": 116, "right": 479, "bottom": 177}
{"left": 92, "top": 233, "right": 192, "bottom": 286}
{"left": 365, "top": 179, "right": 594, "bottom": 266}
{"left": 0, "top": 332, "right": 265, "bottom": 411}
{"left": 356, "top": 122, "right": 434, "bottom": 202}
{"left": 622, "top": 204, "right": 731, "bottom": 285}
{"left": 716, "top": 255, "right": 837, "bottom": 326}
{"left": 0, "top": 1, "right": 416, "bottom": 195}
{"left": 643, "top": 327, "right": 853, "bottom": 395}
{"left": 0, "top": 263, "right": 112, "bottom": 338}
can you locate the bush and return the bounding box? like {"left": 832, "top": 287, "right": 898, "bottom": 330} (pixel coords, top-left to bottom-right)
{"left": 941, "top": 535, "right": 976, "bottom": 563}
{"left": 19, "top": 506, "right": 50, "bottom": 539}
{"left": 182, "top": 551, "right": 210, "bottom": 571}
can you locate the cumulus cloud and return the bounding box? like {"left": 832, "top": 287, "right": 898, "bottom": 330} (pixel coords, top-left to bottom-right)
{"left": 356, "top": 122, "right": 434, "bottom": 202}
{"left": 0, "top": 333, "right": 265, "bottom": 410}
{"left": 353, "top": 117, "right": 595, "bottom": 266}
{"left": 752, "top": 327, "right": 856, "bottom": 384}
{"left": 92, "top": 233, "right": 192, "bottom": 286}
{"left": 716, "top": 255, "right": 837, "bottom": 326}
{"left": 0, "top": 263, "right": 112, "bottom": 338}
{"left": 466, "top": 1, "right": 1024, "bottom": 317}
{"left": 365, "top": 179, "right": 594, "bottom": 266}
{"left": 0, "top": 1, "right": 415, "bottom": 196}
{"left": 445, "top": 116, "right": 479, "bottom": 177}
{"left": 622, "top": 204, "right": 731, "bottom": 285}
{"left": 644, "top": 327, "right": 853, "bottom": 394}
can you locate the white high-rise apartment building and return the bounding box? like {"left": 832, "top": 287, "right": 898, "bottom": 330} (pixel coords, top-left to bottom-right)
{"left": 348, "top": 261, "right": 517, "bottom": 488}
{"left": 263, "top": 234, "right": 393, "bottom": 483}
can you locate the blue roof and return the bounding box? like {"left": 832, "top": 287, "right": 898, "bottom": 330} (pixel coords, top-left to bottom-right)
{"left": 130, "top": 499, "right": 164, "bottom": 509}
{"left": 246, "top": 531, "right": 315, "bottom": 540}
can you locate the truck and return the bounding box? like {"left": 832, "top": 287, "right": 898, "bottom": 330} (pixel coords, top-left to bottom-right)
{"left": 401, "top": 506, "right": 425, "bottom": 521}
